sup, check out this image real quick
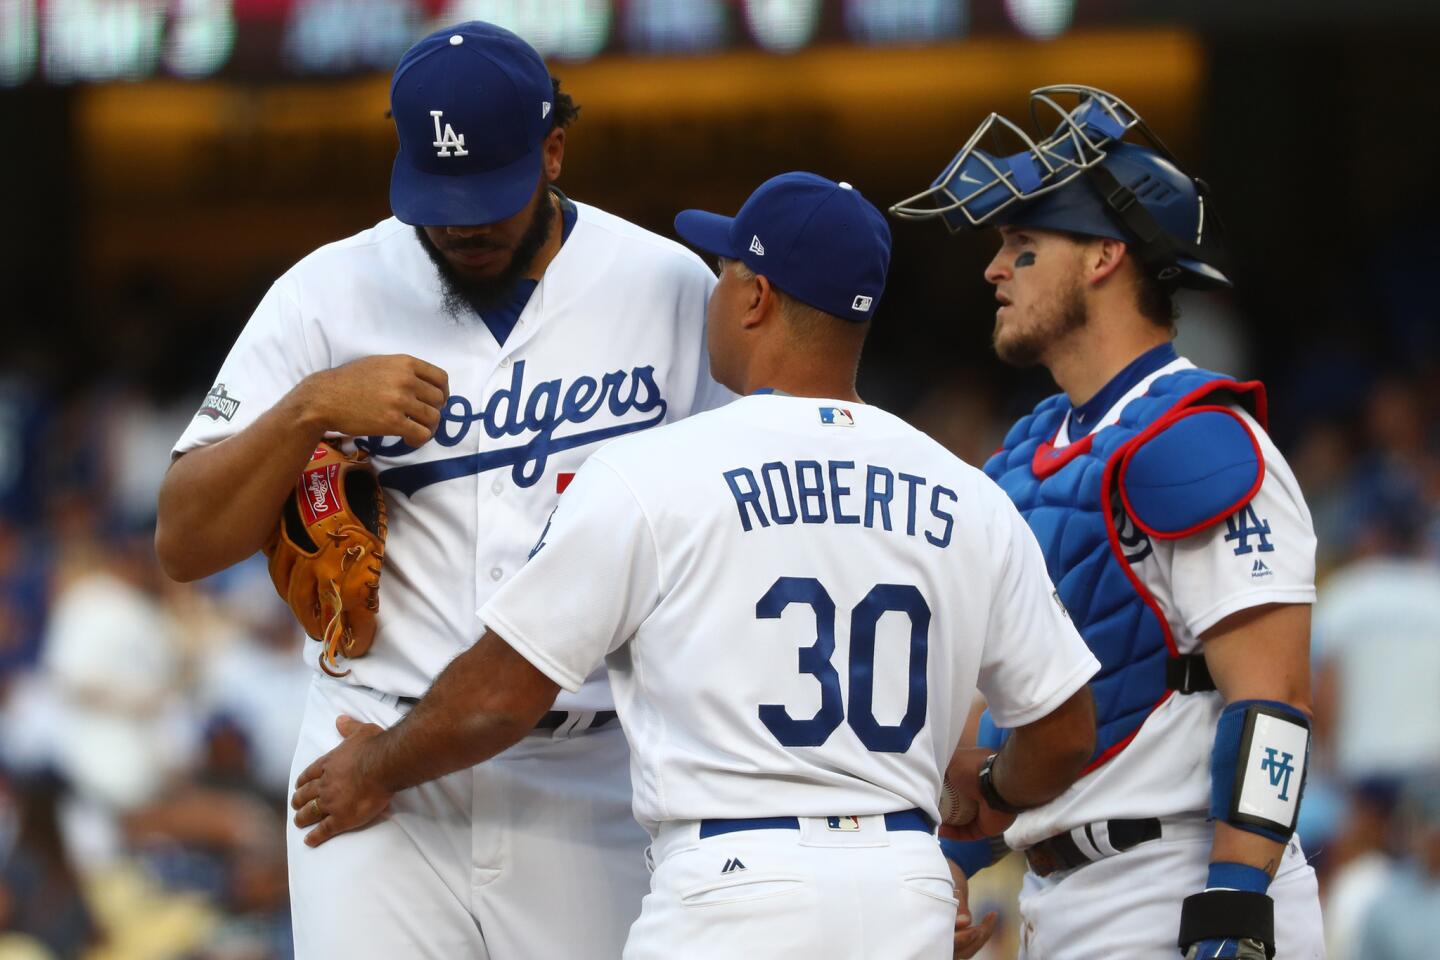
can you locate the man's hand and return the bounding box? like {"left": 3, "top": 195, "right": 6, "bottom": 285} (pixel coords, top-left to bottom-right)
{"left": 943, "top": 747, "right": 1017, "bottom": 840}
{"left": 295, "top": 355, "right": 449, "bottom": 448}
{"left": 946, "top": 856, "right": 998, "bottom": 959}
{"left": 291, "top": 715, "right": 394, "bottom": 848}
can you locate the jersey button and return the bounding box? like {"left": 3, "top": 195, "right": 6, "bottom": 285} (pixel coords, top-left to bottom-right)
{"left": 499, "top": 356, "right": 512, "bottom": 368}
{"left": 491, "top": 480, "right": 503, "bottom": 496}
{"left": 490, "top": 566, "right": 504, "bottom": 581}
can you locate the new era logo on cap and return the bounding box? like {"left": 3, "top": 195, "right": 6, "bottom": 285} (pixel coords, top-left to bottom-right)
{"left": 673, "top": 172, "right": 890, "bottom": 322}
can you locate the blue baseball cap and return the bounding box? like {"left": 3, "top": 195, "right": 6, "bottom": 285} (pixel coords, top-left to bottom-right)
{"left": 674, "top": 172, "right": 891, "bottom": 321}
{"left": 389, "top": 22, "right": 554, "bottom": 226}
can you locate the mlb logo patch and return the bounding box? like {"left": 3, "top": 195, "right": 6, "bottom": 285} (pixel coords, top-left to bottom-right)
{"left": 819, "top": 407, "right": 855, "bottom": 427}
{"left": 825, "top": 816, "right": 861, "bottom": 832}
{"left": 852, "top": 295, "right": 873, "bottom": 312}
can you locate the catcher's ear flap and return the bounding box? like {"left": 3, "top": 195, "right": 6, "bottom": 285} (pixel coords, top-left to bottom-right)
{"left": 344, "top": 469, "right": 384, "bottom": 535}
{"left": 281, "top": 496, "right": 319, "bottom": 552}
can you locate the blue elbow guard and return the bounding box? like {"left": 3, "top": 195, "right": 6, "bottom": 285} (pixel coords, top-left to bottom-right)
{"left": 1210, "top": 699, "right": 1310, "bottom": 844}
{"left": 940, "top": 835, "right": 1009, "bottom": 878}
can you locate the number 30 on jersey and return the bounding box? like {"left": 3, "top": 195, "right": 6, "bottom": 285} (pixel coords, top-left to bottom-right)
{"left": 757, "top": 577, "right": 929, "bottom": 753}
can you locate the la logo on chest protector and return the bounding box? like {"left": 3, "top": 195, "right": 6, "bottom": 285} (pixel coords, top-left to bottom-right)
{"left": 430, "top": 110, "right": 468, "bottom": 157}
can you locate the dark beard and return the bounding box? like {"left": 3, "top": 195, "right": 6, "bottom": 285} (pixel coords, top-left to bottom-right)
{"left": 993, "top": 280, "right": 1088, "bottom": 367}
{"left": 415, "top": 189, "right": 556, "bottom": 319}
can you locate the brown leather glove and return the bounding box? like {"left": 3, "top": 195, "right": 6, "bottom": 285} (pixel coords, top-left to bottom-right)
{"left": 264, "top": 441, "right": 387, "bottom": 677}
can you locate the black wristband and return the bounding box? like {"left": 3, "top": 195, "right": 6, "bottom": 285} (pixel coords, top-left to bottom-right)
{"left": 977, "top": 752, "right": 1026, "bottom": 814}
{"left": 1177, "top": 889, "right": 1275, "bottom": 957}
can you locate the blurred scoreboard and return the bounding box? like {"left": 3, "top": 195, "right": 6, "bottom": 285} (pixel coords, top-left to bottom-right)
{"left": 3, "top": 0, "right": 1108, "bottom": 86}
{"left": 5, "top": 0, "right": 1438, "bottom": 86}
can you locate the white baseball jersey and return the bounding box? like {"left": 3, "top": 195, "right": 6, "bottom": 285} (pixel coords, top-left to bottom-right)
{"left": 1004, "top": 355, "right": 1318, "bottom": 850}
{"left": 480, "top": 393, "right": 1099, "bottom": 833}
{"left": 174, "top": 204, "right": 733, "bottom": 711}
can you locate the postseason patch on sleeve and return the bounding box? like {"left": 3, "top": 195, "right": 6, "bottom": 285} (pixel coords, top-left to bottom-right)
{"left": 197, "top": 383, "right": 241, "bottom": 421}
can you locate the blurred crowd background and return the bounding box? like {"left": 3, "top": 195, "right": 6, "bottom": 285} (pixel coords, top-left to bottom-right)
{"left": 3, "top": 2, "right": 1439, "bottom": 958}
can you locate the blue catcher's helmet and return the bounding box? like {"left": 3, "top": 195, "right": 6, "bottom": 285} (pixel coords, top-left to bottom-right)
{"left": 890, "top": 85, "right": 1231, "bottom": 289}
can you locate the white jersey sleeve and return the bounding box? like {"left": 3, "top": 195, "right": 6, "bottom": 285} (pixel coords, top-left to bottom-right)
{"left": 1154, "top": 413, "right": 1317, "bottom": 638}
{"left": 173, "top": 274, "right": 321, "bottom": 455}
{"left": 977, "top": 497, "right": 1100, "bottom": 729}
{"left": 479, "top": 457, "right": 659, "bottom": 692}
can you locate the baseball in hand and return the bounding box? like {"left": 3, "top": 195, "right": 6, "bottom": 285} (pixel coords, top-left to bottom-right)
{"left": 940, "top": 774, "right": 980, "bottom": 827}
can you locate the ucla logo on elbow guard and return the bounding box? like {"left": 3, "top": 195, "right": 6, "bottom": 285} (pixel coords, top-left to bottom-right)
{"left": 1261, "top": 748, "right": 1296, "bottom": 802}
{"left": 359, "top": 361, "right": 668, "bottom": 496}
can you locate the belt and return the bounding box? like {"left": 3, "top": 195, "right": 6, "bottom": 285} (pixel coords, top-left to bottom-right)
{"left": 1024, "top": 817, "right": 1162, "bottom": 876}
{"left": 699, "top": 808, "right": 934, "bottom": 839}
{"left": 392, "top": 694, "right": 617, "bottom": 737}
{"left": 532, "top": 709, "right": 618, "bottom": 733}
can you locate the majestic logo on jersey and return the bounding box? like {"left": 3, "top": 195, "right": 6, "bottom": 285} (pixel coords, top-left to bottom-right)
{"left": 197, "top": 383, "right": 241, "bottom": 421}
{"left": 749, "top": 235, "right": 765, "bottom": 256}
{"left": 851, "top": 295, "right": 873, "bottom": 312}
{"left": 1224, "top": 504, "right": 1274, "bottom": 556}
{"left": 721, "top": 858, "right": 746, "bottom": 873}
{"left": 819, "top": 407, "right": 854, "bottom": 427}
{"left": 365, "top": 360, "right": 668, "bottom": 496}
{"left": 1260, "top": 747, "right": 1296, "bottom": 802}
{"left": 1251, "top": 558, "right": 1273, "bottom": 579}
{"left": 430, "top": 110, "right": 469, "bottom": 157}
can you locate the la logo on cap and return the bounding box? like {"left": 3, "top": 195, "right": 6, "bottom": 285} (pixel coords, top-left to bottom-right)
{"left": 749, "top": 235, "right": 765, "bottom": 256}
{"left": 430, "top": 110, "right": 468, "bottom": 157}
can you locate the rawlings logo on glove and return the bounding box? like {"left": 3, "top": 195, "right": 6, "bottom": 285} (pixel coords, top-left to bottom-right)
{"left": 265, "top": 442, "right": 388, "bottom": 677}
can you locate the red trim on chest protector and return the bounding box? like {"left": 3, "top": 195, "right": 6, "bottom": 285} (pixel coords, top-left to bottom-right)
{"left": 1032, "top": 431, "right": 1095, "bottom": 478}
{"left": 1081, "top": 690, "right": 1175, "bottom": 775}
{"left": 1096, "top": 378, "right": 1267, "bottom": 662}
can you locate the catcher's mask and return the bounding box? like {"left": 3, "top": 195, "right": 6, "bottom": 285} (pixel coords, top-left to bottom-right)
{"left": 889, "top": 84, "right": 1231, "bottom": 289}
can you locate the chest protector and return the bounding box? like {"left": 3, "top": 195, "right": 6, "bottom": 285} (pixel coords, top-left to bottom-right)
{"left": 983, "top": 368, "right": 1268, "bottom": 772}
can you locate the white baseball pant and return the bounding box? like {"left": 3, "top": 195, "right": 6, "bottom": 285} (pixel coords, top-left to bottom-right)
{"left": 1017, "top": 820, "right": 1324, "bottom": 959}
{"left": 285, "top": 675, "right": 651, "bottom": 959}
{"left": 625, "top": 812, "right": 957, "bottom": 959}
